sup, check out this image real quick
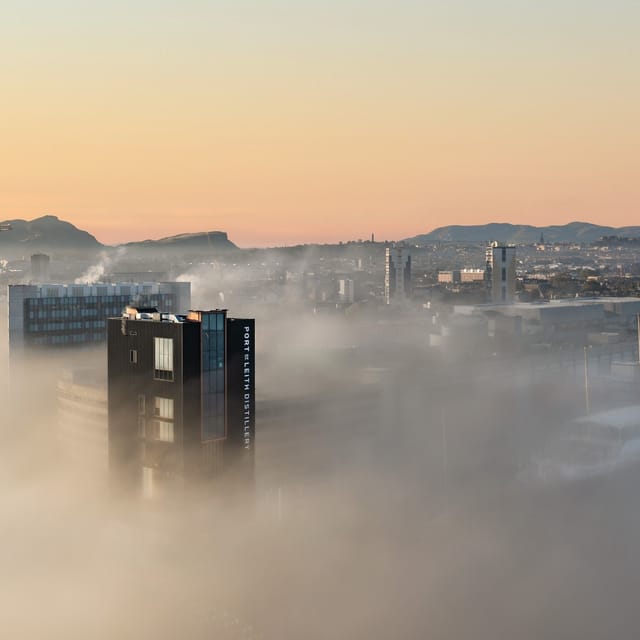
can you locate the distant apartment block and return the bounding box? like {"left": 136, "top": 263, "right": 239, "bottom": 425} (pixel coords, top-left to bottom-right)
{"left": 8, "top": 281, "right": 191, "bottom": 355}
{"left": 439, "top": 269, "right": 486, "bottom": 284}
{"left": 385, "top": 244, "right": 412, "bottom": 304}
{"left": 460, "top": 268, "right": 485, "bottom": 283}
{"left": 338, "top": 278, "right": 355, "bottom": 303}
{"left": 485, "top": 242, "right": 516, "bottom": 303}
{"left": 438, "top": 270, "right": 460, "bottom": 284}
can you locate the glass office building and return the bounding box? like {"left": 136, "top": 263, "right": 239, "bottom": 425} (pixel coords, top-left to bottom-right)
{"left": 8, "top": 282, "right": 191, "bottom": 351}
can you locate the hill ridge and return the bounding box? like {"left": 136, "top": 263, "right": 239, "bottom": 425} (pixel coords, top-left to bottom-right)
{"left": 405, "top": 222, "right": 640, "bottom": 245}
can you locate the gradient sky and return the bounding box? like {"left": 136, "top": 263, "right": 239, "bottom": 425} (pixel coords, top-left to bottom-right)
{"left": 1, "top": 1, "right": 638, "bottom": 246}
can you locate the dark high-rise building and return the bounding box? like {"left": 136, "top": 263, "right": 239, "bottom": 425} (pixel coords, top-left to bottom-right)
{"left": 107, "top": 307, "right": 255, "bottom": 499}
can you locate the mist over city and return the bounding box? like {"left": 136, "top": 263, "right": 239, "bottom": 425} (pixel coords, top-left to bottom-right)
{"left": 3, "top": 225, "right": 640, "bottom": 639}
{"left": 3, "top": 1, "right": 640, "bottom": 638}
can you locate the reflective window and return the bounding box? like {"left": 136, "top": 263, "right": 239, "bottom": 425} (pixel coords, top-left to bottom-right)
{"left": 154, "top": 397, "right": 174, "bottom": 419}
{"left": 201, "top": 311, "right": 225, "bottom": 440}
{"left": 154, "top": 337, "right": 174, "bottom": 380}
{"left": 147, "top": 420, "right": 174, "bottom": 442}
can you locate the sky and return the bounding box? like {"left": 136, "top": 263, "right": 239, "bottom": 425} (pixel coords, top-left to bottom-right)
{"left": 1, "top": 1, "right": 638, "bottom": 247}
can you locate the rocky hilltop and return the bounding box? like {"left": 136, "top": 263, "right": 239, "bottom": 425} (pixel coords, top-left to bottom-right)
{"left": 0, "top": 215, "right": 103, "bottom": 254}
{"left": 123, "top": 231, "right": 237, "bottom": 252}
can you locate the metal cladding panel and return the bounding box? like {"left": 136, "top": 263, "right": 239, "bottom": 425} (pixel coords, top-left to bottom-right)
{"left": 225, "top": 318, "right": 255, "bottom": 467}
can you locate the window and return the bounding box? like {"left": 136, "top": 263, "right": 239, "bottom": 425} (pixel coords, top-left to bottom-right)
{"left": 501, "top": 267, "right": 506, "bottom": 282}
{"left": 154, "top": 397, "right": 174, "bottom": 419}
{"left": 129, "top": 349, "right": 138, "bottom": 364}
{"left": 138, "top": 416, "right": 145, "bottom": 437}
{"left": 138, "top": 395, "right": 145, "bottom": 415}
{"left": 201, "top": 312, "right": 226, "bottom": 441}
{"left": 154, "top": 337, "right": 174, "bottom": 380}
{"left": 147, "top": 420, "right": 174, "bottom": 442}
{"left": 158, "top": 421, "right": 174, "bottom": 442}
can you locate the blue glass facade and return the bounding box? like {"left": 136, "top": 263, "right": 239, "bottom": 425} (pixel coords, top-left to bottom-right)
{"left": 201, "top": 311, "right": 226, "bottom": 441}
{"left": 23, "top": 293, "right": 176, "bottom": 346}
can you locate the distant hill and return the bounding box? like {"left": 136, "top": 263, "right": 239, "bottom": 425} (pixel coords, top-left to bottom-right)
{"left": 122, "top": 231, "right": 237, "bottom": 252}
{"left": 405, "top": 222, "right": 640, "bottom": 245}
{"left": 0, "top": 215, "right": 103, "bottom": 254}
{"left": 0, "top": 216, "right": 239, "bottom": 256}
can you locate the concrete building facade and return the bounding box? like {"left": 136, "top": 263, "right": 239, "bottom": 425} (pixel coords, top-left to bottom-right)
{"left": 385, "top": 244, "right": 412, "bottom": 304}
{"left": 485, "top": 242, "right": 516, "bottom": 303}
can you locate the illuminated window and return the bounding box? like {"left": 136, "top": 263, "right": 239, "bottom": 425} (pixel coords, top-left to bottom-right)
{"left": 147, "top": 420, "right": 174, "bottom": 442}
{"left": 154, "top": 397, "right": 174, "bottom": 419}
{"left": 154, "top": 337, "right": 173, "bottom": 380}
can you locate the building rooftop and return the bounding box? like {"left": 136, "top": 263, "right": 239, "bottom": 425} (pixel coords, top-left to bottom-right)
{"left": 122, "top": 306, "right": 228, "bottom": 323}
{"left": 10, "top": 281, "right": 188, "bottom": 297}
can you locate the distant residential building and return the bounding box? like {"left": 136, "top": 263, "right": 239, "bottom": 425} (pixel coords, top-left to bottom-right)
{"left": 460, "top": 268, "right": 485, "bottom": 283}
{"left": 438, "top": 269, "right": 485, "bottom": 285}
{"left": 30, "top": 254, "right": 50, "bottom": 282}
{"left": 385, "top": 244, "right": 411, "bottom": 304}
{"left": 107, "top": 306, "right": 255, "bottom": 498}
{"left": 438, "top": 270, "right": 460, "bottom": 284}
{"left": 485, "top": 242, "right": 516, "bottom": 303}
{"left": 338, "top": 278, "right": 355, "bottom": 303}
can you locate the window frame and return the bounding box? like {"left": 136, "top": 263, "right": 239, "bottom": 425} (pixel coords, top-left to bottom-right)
{"left": 153, "top": 337, "right": 174, "bottom": 381}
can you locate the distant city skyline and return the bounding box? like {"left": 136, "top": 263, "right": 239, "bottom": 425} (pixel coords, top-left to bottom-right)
{"left": 4, "top": 212, "right": 640, "bottom": 248}
{"left": 2, "top": 1, "right": 638, "bottom": 247}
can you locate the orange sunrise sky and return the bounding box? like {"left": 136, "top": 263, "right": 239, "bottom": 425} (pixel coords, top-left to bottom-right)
{"left": 1, "top": 1, "right": 638, "bottom": 247}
